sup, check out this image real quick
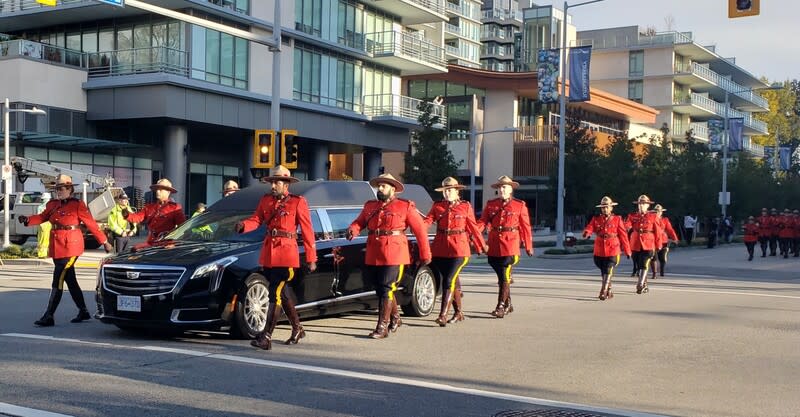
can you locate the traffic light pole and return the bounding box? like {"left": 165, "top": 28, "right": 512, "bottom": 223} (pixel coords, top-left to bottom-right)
{"left": 271, "top": 0, "right": 282, "bottom": 165}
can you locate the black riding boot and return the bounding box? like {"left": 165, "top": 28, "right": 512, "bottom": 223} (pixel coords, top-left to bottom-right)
{"left": 35, "top": 289, "right": 63, "bottom": 327}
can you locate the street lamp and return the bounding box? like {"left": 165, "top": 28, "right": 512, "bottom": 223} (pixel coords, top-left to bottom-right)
{"left": 720, "top": 83, "right": 781, "bottom": 218}
{"left": 3, "top": 98, "right": 47, "bottom": 248}
{"left": 555, "top": 0, "right": 605, "bottom": 250}
{"left": 469, "top": 126, "right": 519, "bottom": 208}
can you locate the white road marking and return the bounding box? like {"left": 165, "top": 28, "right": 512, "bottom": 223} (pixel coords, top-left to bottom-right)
{"left": 0, "top": 333, "right": 669, "bottom": 417}
{"left": 0, "top": 401, "right": 74, "bottom": 417}
{"left": 466, "top": 265, "right": 726, "bottom": 279}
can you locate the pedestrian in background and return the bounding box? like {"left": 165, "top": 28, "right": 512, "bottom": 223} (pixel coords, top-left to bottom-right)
{"left": 18, "top": 175, "right": 112, "bottom": 327}
{"left": 683, "top": 213, "right": 697, "bottom": 246}
{"left": 223, "top": 180, "right": 239, "bottom": 197}
{"left": 707, "top": 217, "right": 719, "bottom": 248}
{"left": 192, "top": 202, "right": 206, "bottom": 217}
{"left": 583, "top": 196, "right": 631, "bottom": 301}
{"left": 723, "top": 216, "right": 734, "bottom": 243}
{"left": 107, "top": 193, "right": 137, "bottom": 253}
{"left": 35, "top": 192, "right": 51, "bottom": 258}
{"left": 742, "top": 216, "right": 759, "bottom": 261}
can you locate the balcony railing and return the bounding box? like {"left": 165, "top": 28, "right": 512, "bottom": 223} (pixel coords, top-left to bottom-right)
{"left": 675, "top": 62, "right": 769, "bottom": 110}
{"left": 365, "top": 31, "right": 446, "bottom": 68}
{"left": 445, "top": 44, "right": 459, "bottom": 56}
{"left": 675, "top": 93, "right": 767, "bottom": 133}
{"left": 362, "top": 94, "right": 447, "bottom": 125}
{"left": 1, "top": 38, "right": 87, "bottom": 67}
{"left": 86, "top": 46, "right": 188, "bottom": 78}
{"left": 481, "top": 8, "right": 523, "bottom": 22}
{"left": 577, "top": 30, "right": 693, "bottom": 49}
{"left": 410, "top": 0, "right": 446, "bottom": 16}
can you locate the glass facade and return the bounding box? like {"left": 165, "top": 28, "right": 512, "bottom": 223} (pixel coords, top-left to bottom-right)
{"left": 629, "top": 50, "right": 644, "bottom": 77}
{"left": 191, "top": 25, "right": 248, "bottom": 89}
{"left": 206, "top": 0, "right": 249, "bottom": 15}
{"left": 294, "top": 0, "right": 395, "bottom": 50}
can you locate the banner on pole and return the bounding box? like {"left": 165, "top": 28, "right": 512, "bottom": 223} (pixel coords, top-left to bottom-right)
{"left": 728, "top": 118, "right": 744, "bottom": 152}
{"left": 779, "top": 146, "right": 792, "bottom": 171}
{"left": 763, "top": 146, "right": 775, "bottom": 165}
{"left": 708, "top": 119, "right": 723, "bottom": 151}
{"left": 568, "top": 46, "right": 592, "bottom": 102}
{"left": 537, "top": 49, "right": 560, "bottom": 104}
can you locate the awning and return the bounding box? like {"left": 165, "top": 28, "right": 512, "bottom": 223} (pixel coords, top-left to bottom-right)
{"left": 11, "top": 131, "right": 150, "bottom": 151}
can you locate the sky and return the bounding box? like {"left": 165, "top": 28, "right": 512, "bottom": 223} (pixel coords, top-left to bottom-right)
{"left": 531, "top": 0, "right": 799, "bottom": 82}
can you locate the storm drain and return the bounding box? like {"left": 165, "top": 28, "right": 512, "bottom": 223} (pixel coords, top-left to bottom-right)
{"left": 493, "top": 407, "right": 621, "bottom": 417}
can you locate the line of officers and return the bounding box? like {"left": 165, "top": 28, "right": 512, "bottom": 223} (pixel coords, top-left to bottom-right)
{"left": 742, "top": 208, "right": 800, "bottom": 261}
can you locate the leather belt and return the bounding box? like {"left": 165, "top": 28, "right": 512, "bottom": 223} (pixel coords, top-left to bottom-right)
{"left": 637, "top": 230, "right": 653, "bottom": 234}
{"left": 53, "top": 224, "right": 79, "bottom": 231}
{"left": 600, "top": 233, "right": 618, "bottom": 238}
{"left": 437, "top": 229, "right": 465, "bottom": 235}
{"left": 269, "top": 229, "right": 297, "bottom": 238}
{"left": 368, "top": 229, "right": 404, "bottom": 236}
{"left": 494, "top": 226, "right": 518, "bottom": 232}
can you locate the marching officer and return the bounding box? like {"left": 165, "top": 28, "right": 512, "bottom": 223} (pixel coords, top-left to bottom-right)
{"left": 18, "top": 175, "right": 113, "bottom": 326}
{"left": 756, "top": 208, "right": 771, "bottom": 257}
{"left": 651, "top": 204, "right": 678, "bottom": 278}
{"left": 793, "top": 209, "right": 800, "bottom": 257}
{"left": 625, "top": 195, "right": 662, "bottom": 294}
{"left": 742, "top": 216, "right": 759, "bottom": 261}
{"left": 778, "top": 209, "right": 794, "bottom": 258}
{"left": 107, "top": 193, "right": 137, "bottom": 253}
{"left": 347, "top": 173, "right": 431, "bottom": 339}
{"left": 768, "top": 208, "right": 779, "bottom": 256}
{"left": 477, "top": 175, "right": 533, "bottom": 318}
{"left": 582, "top": 196, "right": 631, "bottom": 300}
{"left": 124, "top": 178, "right": 186, "bottom": 246}
{"left": 223, "top": 180, "right": 240, "bottom": 197}
{"left": 236, "top": 165, "right": 317, "bottom": 350}
{"left": 423, "top": 177, "right": 486, "bottom": 326}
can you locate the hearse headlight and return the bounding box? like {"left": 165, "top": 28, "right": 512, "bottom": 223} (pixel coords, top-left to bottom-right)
{"left": 191, "top": 256, "right": 238, "bottom": 292}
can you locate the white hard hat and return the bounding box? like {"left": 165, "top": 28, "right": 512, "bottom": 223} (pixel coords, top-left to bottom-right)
{"left": 41, "top": 192, "right": 52, "bottom": 200}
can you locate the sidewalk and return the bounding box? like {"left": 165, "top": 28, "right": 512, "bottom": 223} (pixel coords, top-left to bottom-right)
{"left": 1, "top": 236, "right": 147, "bottom": 269}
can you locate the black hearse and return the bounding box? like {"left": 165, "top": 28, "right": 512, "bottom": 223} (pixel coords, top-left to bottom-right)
{"left": 95, "top": 181, "right": 437, "bottom": 338}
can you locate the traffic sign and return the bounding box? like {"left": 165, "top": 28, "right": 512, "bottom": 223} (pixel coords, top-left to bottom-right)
{"left": 96, "top": 0, "right": 124, "bottom": 7}
{"left": 2, "top": 164, "right": 12, "bottom": 181}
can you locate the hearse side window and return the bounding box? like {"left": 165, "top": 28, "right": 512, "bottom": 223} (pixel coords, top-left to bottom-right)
{"left": 326, "top": 208, "right": 364, "bottom": 239}
{"left": 297, "top": 210, "right": 328, "bottom": 241}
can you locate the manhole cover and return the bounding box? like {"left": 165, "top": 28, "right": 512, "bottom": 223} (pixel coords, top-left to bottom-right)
{"left": 494, "top": 408, "right": 618, "bottom": 417}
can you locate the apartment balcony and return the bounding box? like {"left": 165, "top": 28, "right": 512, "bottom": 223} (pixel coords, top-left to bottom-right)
{"left": 481, "top": 28, "right": 513, "bottom": 44}
{"left": 481, "top": 8, "right": 523, "bottom": 25}
{"left": 680, "top": 121, "right": 765, "bottom": 157}
{"left": 365, "top": 31, "right": 447, "bottom": 75}
{"left": 445, "top": 44, "right": 460, "bottom": 58}
{"left": 674, "top": 62, "right": 769, "bottom": 111}
{"left": 86, "top": 46, "right": 188, "bottom": 78}
{"left": 363, "top": 94, "right": 447, "bottom": 128}
{"left": 673, "top": 93, "right": 768, "bottom": 135}
{"left": 364, "top": 0, "right": 448, "bottom": 25}
{"left": 481, "top": 46, "right": 510, "bottom": 60}
{"left": 446, "top": 0, "right": 480, "bottom": 21}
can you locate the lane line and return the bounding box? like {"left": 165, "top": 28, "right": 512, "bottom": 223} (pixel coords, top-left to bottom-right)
{"left": 0, "top": 402, "right": 74, "bottom": 417}
{"left": 466, "top": 265, "right": 744, "bottom": 279}
{"left": 0, "top": 333, "right": 669, "bottom": 417}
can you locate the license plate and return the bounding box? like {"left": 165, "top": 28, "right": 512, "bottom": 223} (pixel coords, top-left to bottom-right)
{"left": 117, "top": 295, "right": 141, "bottom": 312}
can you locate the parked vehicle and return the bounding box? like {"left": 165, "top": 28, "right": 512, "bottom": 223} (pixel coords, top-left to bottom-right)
{"left": 95, "top": 180, "right": 437, "bottom": 338}
{"left": 0, "top": 192, "right": 44, "bottom": 244}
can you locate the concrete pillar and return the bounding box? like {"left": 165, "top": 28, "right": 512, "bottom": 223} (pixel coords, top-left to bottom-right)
{"left": 308, "top": 142, "right": 329, "bottom": 181}
{"left": 163, "top": 124, "right": 188, "bottom": 208}
{"left": 363, "top": 148, "right": 382, "bottom": 180}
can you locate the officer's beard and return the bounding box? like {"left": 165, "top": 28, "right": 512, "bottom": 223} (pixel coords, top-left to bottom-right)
{"left": 376, "top": 191, "right": 390, "bottom": 202}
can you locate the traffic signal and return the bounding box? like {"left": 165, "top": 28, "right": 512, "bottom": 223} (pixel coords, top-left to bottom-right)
{"left": 253, "top": 129, "right": 275, "bottom": 168}
{"left": 280, "top": 129, "right": 299, "bottom": 169}
{"left": 728, "top": 0, "right": 759, "bottom": 18}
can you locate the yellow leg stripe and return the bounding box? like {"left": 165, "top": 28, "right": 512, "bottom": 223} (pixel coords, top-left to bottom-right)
{"left": 449, "top": 257, "right": 470, "bottom": 292}
{"left": 504, "top": 255, "right": 519, "bottom": 284}
{"left": 388, "top": 265, "right": 404, "bottom": 301}
{"left": 57, "top": 257, "right": 78, "bottom": 290}
{"left": 275, "top": 268, "right": 295, "bottom": 307}
{"left": 643, "top": 257, "right": 651, "bottom": 271}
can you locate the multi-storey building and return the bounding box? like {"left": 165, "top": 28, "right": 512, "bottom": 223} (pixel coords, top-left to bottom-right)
{"left": 0, "top": 0, "right": 449, "bottom": 210}
{"left": 443, "top": 0, "right": 483, "bottom": 68}
{"left": 517, "top": 2, "right": 575, "bottom": 72}
{"left": 479, "top": 0, "right": 523, "bottom": 72}
{"left": 577, "top": 26, "right": 769, "bottom": 156}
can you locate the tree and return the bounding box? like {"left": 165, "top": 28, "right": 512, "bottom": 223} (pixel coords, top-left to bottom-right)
{"left": 595, "top": 131, "right": 638, "bottom": 212}
{"left": 403, "top": 100, "right": 461, "bottom": 195}
{"left": 548, "top": 116, "right": 600, "bottom": 218}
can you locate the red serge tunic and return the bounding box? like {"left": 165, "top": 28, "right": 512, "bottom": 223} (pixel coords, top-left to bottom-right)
{"left": 477, "top": 198, "right": 533, "bottom": 257}
{"left": 756, "top": 214, "right": 772, "bottom": 238}
{"left": 348, "top": 198, "right": 432, "bottom": 266}
{"left": 657, "top": 217, "right": 679, "bottom": 248}
{"left": 424, "top": 200, "right": 485, "bottom": 258}
{"left": 742, "top": 223, "right": 759, "bottom": 243}
{"left": 625, "top": 211, "right": 663, "bottom": 251}
{"left": 239, "top": 194, "right": 317, "bottom": 268}
{"left": 583, "top": 214, "right": 631, "bottom": 257}
{"left": 26, "top": 198, "right": 107, "bottom": 259}
{"left": 778, "top": 216, "right": 795, "bottom": 239}
{"left": 127, "top": 200, "right": 186, "bottom": 244}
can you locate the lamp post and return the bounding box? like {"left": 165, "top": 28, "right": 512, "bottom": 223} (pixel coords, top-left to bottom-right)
{"left": 469, "top": 126, "right": 519, "bottom": 209}
{"left": 3, "top": 98, "right": 47, "bottom": 248}
{"left": 555, "top": 0, "right": 604, "bottom": 250}
{"left": 720, "top": 83, "right": 782, "bottom": 218}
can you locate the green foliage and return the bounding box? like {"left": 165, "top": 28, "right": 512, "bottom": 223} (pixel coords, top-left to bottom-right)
{"left": 0, "top": 245, "right": 38, "bottom": 259}
{"left": 548, "top": 116, "right": 600, "bottom": 216}
{"left": 403, "top": 100, "right": 461, "bottom": 196}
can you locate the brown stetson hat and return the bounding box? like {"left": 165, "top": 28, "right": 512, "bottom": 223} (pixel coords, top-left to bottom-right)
{"left": 595, "top": 196, "right": 618, "bottom": 208}
{"left": 223, "top": 180, "right": 239, "bottom": 192}
{"left": 369, "top": 173, "right": 404, "bottom": 193}
{"left": 434, "top": 176, "right": 465, "bottom": 192}
{"left": 262, "top": 165, "right": 299, "bottom": 184}
{"left": 633, "top": 194, "right": 653, "bottom": 204}
{"left": 652, "top": 204, "right": 666, "bottom": 212}
{"left": 150, "top": 178, "right": 178, "bottom": 193}
{"left": 51, "top": 174, "right": 74, "bottom": 188}
{"left": 491, "top": 175, "right": 519, "bottom": 189}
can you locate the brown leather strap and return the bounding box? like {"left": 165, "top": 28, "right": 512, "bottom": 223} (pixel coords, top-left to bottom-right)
{"left": 494, "top": 226, "right": 519, "bottom": 232}
{"left": 368, "top": 229, "right": 404, "bottom": 236}
{"left": 437, "top": 229, "right": 465, "bottom": 235}
{"left": 53, "top": 224, "right": 79, "bottom": 230}
{"left": 269, "top": 229, "right": 297, "bottom": 238}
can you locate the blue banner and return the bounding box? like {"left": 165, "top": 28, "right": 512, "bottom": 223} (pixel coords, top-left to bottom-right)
{"left": 763, "top": 146, "right": 775, "bottom": 165}
{"left": 728, "top": 118, "right": 744, "bottom": 152}
{"left": 779, "top": 146, "right": 792, "bottom": 171}
{"left": 537, "top": 49, "right": 560, "bottom": 104}
{"left": 568, "top": 46, "right": 592, "bottom": 102}
{"left": 708, "top": 119, "right": 723, "bottom": 151}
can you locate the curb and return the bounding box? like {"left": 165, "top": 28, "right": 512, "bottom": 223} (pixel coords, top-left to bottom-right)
{"left": 1, "top": 258, "right": 100, "bottom": 268}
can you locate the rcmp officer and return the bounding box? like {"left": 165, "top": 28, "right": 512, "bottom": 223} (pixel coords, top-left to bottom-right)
{"left": 625, "top": 195, "right": 662, "bottom": 294}
{"left": 107, "top": 193, "right": 137, "bottom": 253}
{"left": 423, "top": 177, "right": 486, "bottom": 326}
{"left": 651, "top": 204, "right": 678, "bottom": 278}
{"left": 768, "top": 208, "right": 779, "bottom": 256}
{"left": 742, "top": 216, "right": 759, "bottom": 261}
{"left": 778, "top": 209, "right": 794, "bottom": 258}
{"left": 756, "top": 208, "right": 771, "bottom": 257}
{"left": 582, "top": 196, "right": 631, "bottom": 300}
{"left": 347, "top": 173, "right": 432, "bottom": 339}
{"left": 18, "top": 175, "right": 113, "bottom": 326}
{"left": 477, "top": 175, "right": 533, "bottom": 318}
{"left": 223, "top": 180, "right": 240, "bottom": 197}
{"left": 124, "top": 178, "right": 186, "bottom": 246}
{"left": 793, "top": 209, "right": 800, "bottom": 257}
{"left": 236, "top": 165, "right": 317, "bottom": 350}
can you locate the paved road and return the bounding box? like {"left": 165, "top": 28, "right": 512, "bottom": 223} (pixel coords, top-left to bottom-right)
{"left": 1, "top": 243, "right": 798, "bottom": 417}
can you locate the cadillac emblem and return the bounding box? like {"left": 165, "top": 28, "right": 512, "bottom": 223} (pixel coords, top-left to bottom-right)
{"left": 126, "top": 271, "right": 141, "bottom": 279}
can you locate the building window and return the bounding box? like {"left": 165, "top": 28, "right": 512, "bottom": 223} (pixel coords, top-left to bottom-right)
{"left": 191, "top": 25, "right": 248, "bottom": 89}
{"left": 629, "top": 50, "right": 644, "bottom": 77}
{"left": 628, "top": 80, "right": 643, "bottom": 103}
{"left": 295, "top": 0, "right": 322, "bottom": 37}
